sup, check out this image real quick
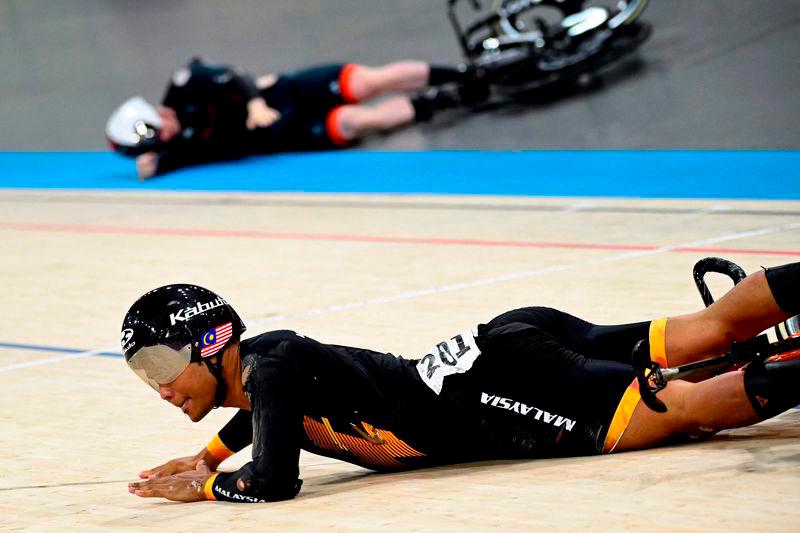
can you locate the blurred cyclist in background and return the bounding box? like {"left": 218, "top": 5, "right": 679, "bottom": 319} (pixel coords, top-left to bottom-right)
{"left": 107, "top": 58, "right": 486, "bottom": 179}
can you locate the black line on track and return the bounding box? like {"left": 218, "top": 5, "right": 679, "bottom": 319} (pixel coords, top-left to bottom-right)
{"left": 0, "top": 460, "right": 346, "bottom": 492}
{"left": 1, "top": 194, "right": 797, "bottom": 217}
{"left": 0, "top": 479, "right": 131, "bottom": 491}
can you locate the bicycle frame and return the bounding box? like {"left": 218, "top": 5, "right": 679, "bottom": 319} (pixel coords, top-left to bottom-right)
{"left": 448, "top": 0, "right": 650, "bottom": 61}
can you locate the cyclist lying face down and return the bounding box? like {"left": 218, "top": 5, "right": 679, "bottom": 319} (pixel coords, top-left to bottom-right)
{"left": 122, "top": 262, "right": 800, "bottom": 503}
{"left": 107, "top": 58, "right": 485, "bottom": 180}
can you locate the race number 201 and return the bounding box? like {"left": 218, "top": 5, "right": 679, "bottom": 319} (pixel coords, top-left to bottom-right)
{"left": 416, "top": 329, "right": 481, "bottom": 395}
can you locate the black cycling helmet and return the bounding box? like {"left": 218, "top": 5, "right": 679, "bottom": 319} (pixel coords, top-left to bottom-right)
{"left": 121, "top": 284, "right": 246, "bottom": 406}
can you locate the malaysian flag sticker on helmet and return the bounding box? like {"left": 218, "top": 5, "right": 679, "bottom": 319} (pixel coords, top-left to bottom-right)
{"left": 200, "top": 322, "right": 233, "bottom": 358}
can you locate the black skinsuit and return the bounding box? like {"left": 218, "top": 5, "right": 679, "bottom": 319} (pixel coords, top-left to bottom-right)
{"left": 154, "top": 58, "right": 352, "bottom": 175}
{"left": 207, "top": 307, "right": 650, "bottom": 502}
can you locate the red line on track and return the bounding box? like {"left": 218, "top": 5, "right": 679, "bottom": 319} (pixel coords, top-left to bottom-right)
{"left": 2, "top": 222, "right": 799, "bottom": 256}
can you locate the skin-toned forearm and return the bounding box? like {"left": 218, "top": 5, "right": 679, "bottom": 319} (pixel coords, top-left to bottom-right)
{"left": 196, "top": 446, "right": 223, "bottom": 471}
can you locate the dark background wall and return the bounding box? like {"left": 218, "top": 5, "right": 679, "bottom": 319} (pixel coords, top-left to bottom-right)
{"left": 1, "top": 0, "right": 798, "bottom": 150}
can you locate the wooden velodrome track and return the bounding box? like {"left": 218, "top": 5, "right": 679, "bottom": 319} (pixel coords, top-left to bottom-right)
{"left": 1, "top": 189, "right": 798, "bottom": 530}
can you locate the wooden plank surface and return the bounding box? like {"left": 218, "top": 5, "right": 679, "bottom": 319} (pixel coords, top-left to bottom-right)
{"left": 1, "top": 190, "right": 798, "bottom": 531}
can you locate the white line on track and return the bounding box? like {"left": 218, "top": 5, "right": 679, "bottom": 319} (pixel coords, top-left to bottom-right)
{"left": 1, "top": 221, "right": 798, "bottom": 373}
{"left": 247, "top": 221, "right": 800, "bottom": 328}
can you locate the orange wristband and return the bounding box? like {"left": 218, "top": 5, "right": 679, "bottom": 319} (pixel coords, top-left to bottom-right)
{"left": 206, "top": 434, "right": 234, "bottom": 462}
{"left": 204, "top": 473, "right": 219, "bottom": 501}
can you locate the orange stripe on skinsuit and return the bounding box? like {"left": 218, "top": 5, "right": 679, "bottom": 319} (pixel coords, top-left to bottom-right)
{"left": 602, "top": 378, "right": 641, "bottom": 453}
{"left": 206, "top": 434, "right": 234, "bottom": 462}
{"left": 339, "top": 63, "right": 361, "bottom": 103}
{"left": 203, "top": 473, "right": 219, "bottom": 501}
{"left": 322, "top": 417, "right": 348, "bottom": 450}
{"left": 306, "top": 417, "right": 336, "bottom": 449}
{"left": 649, "top": 317, "right": 669, "bottom": 368}
{"left": 600, "top": 316, "right": 667, "bottom": 453}
{"left": 325, "top": 106, "right": 351, "bottom": 147}
{"left": 303, "top": 416, "right": 424, "bottom": 469}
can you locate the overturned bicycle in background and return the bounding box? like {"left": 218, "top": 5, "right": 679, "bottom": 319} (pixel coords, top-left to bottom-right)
{"left": 633, "top": 257, "right": 800, "bottom": 413}
{"left": 447, "top": 0, "right": 652, "bottom": 103}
